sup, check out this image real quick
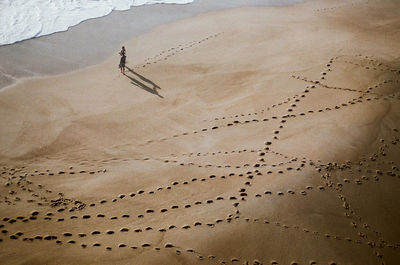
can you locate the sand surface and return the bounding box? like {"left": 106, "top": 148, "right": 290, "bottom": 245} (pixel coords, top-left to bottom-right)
{"left": 0, "top": 0, "right": 301, "bottom": 89}
{"left": 1, "top": 0, "right": 400, "bottom": 264}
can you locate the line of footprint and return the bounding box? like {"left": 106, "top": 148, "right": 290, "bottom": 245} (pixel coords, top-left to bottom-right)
{"left": 127, "top": 148, "right": 299, "bottom": 170}
{"left": 255, "top": 54, "right": 400, "bottom": 263}
{"left": 340, "top": 60, "right": 400, "bottom": 76}
{"left": 318, "top": 134, "right": 400, "bottom": 250}
{"left": 1, "top": 170, "right": 74, "bottom": 208}
{"left": 202, "top": 92, "right": 304, "bottom": 123}
{"left": 262, "top": 56, "right": 341, "bottom": 145}
{"left": 320, "top": 168, "right": 390, "bottom": 263}
{"left": 2, "top": 157, "right": 301, "bottom": 224}
{"left": 201, "top": 57, "right": 352, "bottom": 124}
{"left": 134, "top": 32, "right": 223, "bottom": 70}
{"left": 0, "top": 166, "right": 92, "bottom": 211}
{"left": 139, "top": 54, "right": 397, "bottom": 149}
{"left": 141, "top": 60, "right": 328, "bottom": 146}
{"left": 267, "top": 86, "right": 397, "bottom": 142}
{"left": 0, "top": 165, "right": 251, "bottom": 224}
{"left": 263, "top": 134, "right": 400, "bottom": 260}
{"left": 164, "top": 147, "right": 263, "bottom": 158}
{"left": 315, "top": 0, "right": 371, "bottom": 12}
{"left": 140, "top": 91, "right": 313, "bottom": 147}
{"left": 1, "top": 159, "right": 322, "bottom": 244}
{"left": 182, "top": 54, "right": 399, "bottom": 262}
{"left": 2, "top": 211, "right": 365, "bottom": 265}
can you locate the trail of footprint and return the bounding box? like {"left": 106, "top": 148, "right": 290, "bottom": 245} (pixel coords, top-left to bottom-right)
{"left": 272, "top": 135, "right": 400, "bottom": 258}
{"left": 44, "top": 171, "right": 245, "bottom": 219}
{"left": 202, "top": 92, "right": 306, "bottom": 123}
{"left": 291, "top": 75, "right": 364, "bottom": 93}
{"left": 320, "top": 168, "right": 389, "bottom": 264}
{"left": 21, "top": 160, "right": 299, "bottom": 223}
{"left": 315, "top": 0, "right": 371, "bottom": 12}
{"left": 139, "top": 54, "right": 398, "bottom": 148}
{"left": 135, "top": 32, "right": 224, "bottom": 70}
{"left": 340, "top": 60, "right": 400, "bottom": 75}
{"left": 139, "top": 114, "right": 277, "bottom": 147}
{"left": 166, "top": 147, "right": 263, "bottom": 159}
{"left": 1, "top": 171, "right": 86, "bottom": 214}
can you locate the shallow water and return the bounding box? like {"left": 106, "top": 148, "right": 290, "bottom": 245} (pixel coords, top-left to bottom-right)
{"left": 0, "top": 0, "right": 194, "bottom": 45}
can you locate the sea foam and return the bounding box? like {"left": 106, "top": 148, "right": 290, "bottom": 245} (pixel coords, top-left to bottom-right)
{"left": 0, "top": 0, "right": 193, "bottom": 45}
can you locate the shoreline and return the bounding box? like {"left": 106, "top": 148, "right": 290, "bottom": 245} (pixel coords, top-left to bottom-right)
{"left": 0, "top": 0, "right": 302, "bottom": 90}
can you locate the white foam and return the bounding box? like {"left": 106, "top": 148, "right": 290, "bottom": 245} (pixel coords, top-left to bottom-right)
{"left": 0, "top": 0, "right": 194, "bottom": 45}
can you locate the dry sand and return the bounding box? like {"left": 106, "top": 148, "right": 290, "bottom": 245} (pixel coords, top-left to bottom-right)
{"left": 1, "top": 0, "right": 400, "bottom": 264}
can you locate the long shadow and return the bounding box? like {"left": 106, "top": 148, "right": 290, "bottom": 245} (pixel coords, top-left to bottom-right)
{"left": 125, "top": 66, "right": 163, "bottom": 98}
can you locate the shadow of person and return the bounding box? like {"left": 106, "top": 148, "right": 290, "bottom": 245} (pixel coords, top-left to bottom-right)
{"left": 126, "top": 66, "right": 161, "bottom": 89}
{"left": 124, "top": 66, "right": 163, "bottom": 98}
{"left": 123, "top": 67, "right": 163, "bottom": 98}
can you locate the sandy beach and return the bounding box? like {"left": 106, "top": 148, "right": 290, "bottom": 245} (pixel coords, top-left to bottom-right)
{"left": 1, "top": 0, "right": 400, "bottom": 264}
{"left": 0, "top": 0, "right": 301, "bottom": 89}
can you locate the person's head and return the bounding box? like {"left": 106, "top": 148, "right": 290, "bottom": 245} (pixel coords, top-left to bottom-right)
{"left": 122, "top": 46, "right": 125, "bottom": 50}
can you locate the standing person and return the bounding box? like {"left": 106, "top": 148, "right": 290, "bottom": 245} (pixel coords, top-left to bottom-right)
{"left": 119, "top": 46, "right": 126, "bottom": 57}
{"left": 119, "top": 46, "right": 126, "bottom": 74}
